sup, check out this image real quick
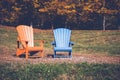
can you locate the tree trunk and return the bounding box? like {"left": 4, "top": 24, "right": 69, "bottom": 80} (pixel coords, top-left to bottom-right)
{"left": 103, "top": 15, "right": 106, "bottom": 31}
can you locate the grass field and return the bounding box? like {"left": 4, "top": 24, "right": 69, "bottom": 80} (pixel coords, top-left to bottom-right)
{"left": 0, "top": 26, "right": 120, "bottom": 55}
{"left": 0, "top": 62, "right": 120, "bottom": 80}
{"left": 0, "top": 26, "right": 120, "bottom": 80}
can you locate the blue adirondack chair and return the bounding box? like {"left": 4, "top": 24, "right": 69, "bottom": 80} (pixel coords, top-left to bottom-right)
{"left": 51, "top": 28, "right": 74, "bottom": 58}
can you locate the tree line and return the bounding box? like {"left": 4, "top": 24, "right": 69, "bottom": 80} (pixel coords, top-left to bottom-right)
{"left": 0, "top": 0, "right": 120, "bottom": 30}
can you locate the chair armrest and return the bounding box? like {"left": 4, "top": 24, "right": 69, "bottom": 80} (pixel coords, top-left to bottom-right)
{"left": 69, "top": 41, "right": 75, "bottom": 46}
{"left": 51, "top": 41, "right": 56, "bottom": 46}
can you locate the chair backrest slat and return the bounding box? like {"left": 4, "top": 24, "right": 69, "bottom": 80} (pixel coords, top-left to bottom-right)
{"left": 16, "top": 25, "right": 34, "bottom": 47}
{"left": 53, "top": 28, "right": 71, "bottom": 47}
{"left": 29, "top": 26, "right": 34, "bottom": 47}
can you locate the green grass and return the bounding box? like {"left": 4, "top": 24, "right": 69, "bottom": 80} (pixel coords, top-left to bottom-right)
{"left": 0, "top": 27, "right": 120, "bottom": 55}
{"left": 0, "top": 27, "right": 120, "bottom": 80}
{"left": 72, "top": 30, "right": 120, "bottom": 55}
{"left": 0, "top": 63, "right": 120, "bottom": 80}
{"left": 0, "top": 28, "right": 17, "bottom": 53}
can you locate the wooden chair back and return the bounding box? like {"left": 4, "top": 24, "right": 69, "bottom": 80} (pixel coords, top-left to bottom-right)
{"left": 16, "top": 25, "right": 34, "bottom": 47}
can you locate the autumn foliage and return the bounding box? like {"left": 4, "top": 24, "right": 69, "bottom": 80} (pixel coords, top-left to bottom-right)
{"left": 0, "top": 0, "right": 119, "bottom": 29}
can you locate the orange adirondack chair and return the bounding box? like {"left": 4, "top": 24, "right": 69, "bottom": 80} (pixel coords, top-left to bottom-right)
{"left": 16, "top": 25, "right": 44, "bottom": 59}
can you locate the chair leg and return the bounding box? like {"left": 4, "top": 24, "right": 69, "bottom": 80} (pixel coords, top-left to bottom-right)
{"left": 69, "top": 51, "right": 72, "bottom": 58}
{"left": 54, "top": 51, "right": 56, "bottom": 58}
{"left": 25, "top": 42, "right": 29, "bottom": 59}
{"left": 25, "top": 50, "right": 29, "bottom": 60}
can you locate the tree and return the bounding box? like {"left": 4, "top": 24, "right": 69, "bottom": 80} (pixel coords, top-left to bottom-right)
{"left": 0, "top": 0, "right": 33, "bottom": 26}
{"left": 39, "top": 0, "right": 77, "bottom": 28}
{"left": 0, "top": 0, "right": 119, "bottom": 29}
{"left": 79, "top": 0, "right": 119, "bottom": 30}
